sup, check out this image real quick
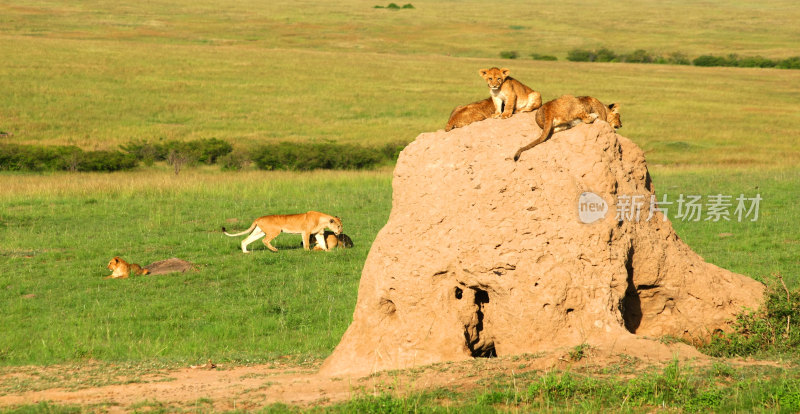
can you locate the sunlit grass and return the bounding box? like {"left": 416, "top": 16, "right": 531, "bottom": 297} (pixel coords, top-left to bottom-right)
{"left": 0, "top": 168, "right": 392, "bottom": 365}
{"left": 1, "top": 1, "right": 799, "bottom": 168}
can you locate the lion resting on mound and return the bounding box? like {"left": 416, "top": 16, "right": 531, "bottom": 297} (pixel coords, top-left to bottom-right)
{"left": 223, "top": 211, "right": 343, "bottom": 253}
{"left": 514, "top": 95, "right": 621, "bottom": 161}
{"left": 479, "top": 67, "right": 542, "bottom": 119}
{"left": 445, "top": 98, "right": 495, "bottom": 131}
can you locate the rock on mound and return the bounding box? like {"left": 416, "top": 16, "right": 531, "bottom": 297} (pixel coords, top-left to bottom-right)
{"left": 321, "top": 114, "right": 764, "bottom": 377}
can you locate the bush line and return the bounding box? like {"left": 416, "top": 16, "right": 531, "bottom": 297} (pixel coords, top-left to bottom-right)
{"left": 501, "top": 48, "right": 800, "bottom": 69}
{"left": 0, "top": 139, "right": 408, "bottom": 173}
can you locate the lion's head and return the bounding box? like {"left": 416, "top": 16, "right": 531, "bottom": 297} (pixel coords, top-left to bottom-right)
{"left": 606, "top": 103, "right": 622, "bottom": 129}
{"left": 479, "top": 67, "right": 510, "bottom": 91}
{"left": 107, "top": 257, "right": 122, "bottom": 271}
{"left": 329, "top": 216, "right": 343, "bottom": 235}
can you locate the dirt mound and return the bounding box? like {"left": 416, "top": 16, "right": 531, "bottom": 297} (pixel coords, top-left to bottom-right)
{"left": 145, "top": 258, "right": 195, "bottom": 275}
{"left": 321, "top": 113, "right": 765, "bottom": 377}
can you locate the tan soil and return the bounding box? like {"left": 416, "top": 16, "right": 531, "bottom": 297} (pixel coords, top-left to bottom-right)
{"left": 144, "top": 258, "right": 195, "bottom": 275}
{"left": 0, "top": 354, "right": 784, "bottom": 412}
{"left": 0, "top": 351, "right": 706, "bottom": 412}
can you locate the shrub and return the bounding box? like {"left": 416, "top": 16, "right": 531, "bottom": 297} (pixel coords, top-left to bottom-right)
{"left": 693, "top": 54, "right": 731, "bottom": 67}
{"left": 621, "top": 49, "right": 654, "bottom": 63}
{"left": 401, "top": 3, "right": 414, "bottom": 8}
{"left": 530, "top": 53, "right": 557, "bottom": 61}
{"left": 77, "top": 150, "right": 138, "bottom": 172}
{"left": 499, "top": 51, "right": 518, "bottom": 59}
{"left": 0, "top": 144, "right": 138, "bottom": 172}
{"left": 166, "top": 148, "right": 195, "bottom": 176}
{"left": 594, "top": 47, "right": 617, "bottom": 62}
{"left": 251, "top": 142, "right": 383, "bottom": 171}
{"left": 667, "top": 52, "right": 691, "bottom": 65}
{"left": 738, "top": 55, "right": 777, "bottom": 68}
{"left": 701, "top": 274, "right": 800, "bottom": 357}
{"left": 185, "top": 138, "right": 232, "bottom": 164}
{"left": 120, "top": 138, "right": 232, "bottom": 165}
{"left": 777, "top": 56, "right": 800, "bottom": 69}
{"left": 219, "top": 149, "right": 252, "bottom": 171}
{"left": 379, "top": 141, "right": 408, "bottom": 162}
{"left": 120, "top": 139, "right": 162, "bottom": 166}
{"left": 566, "top": 49, "right": 595, "bottom": 62}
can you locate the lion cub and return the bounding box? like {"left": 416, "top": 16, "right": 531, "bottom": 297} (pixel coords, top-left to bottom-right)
{"left": 445, "top": 98, "right": 495, "bottom": 131}
{"left": 578, "top": 96, "right": 621, "bottom": 130}
{"left": 479, "top": 67, "right": 542, "bottom": 119}
{"left": 513, "top": 95, "right": 621, "bottom": 161}
{"left": 305, "top": 231, "right": 354, "bottom": 251}
{"left": 106, "top": 257, "right": 149, "bottom": 279}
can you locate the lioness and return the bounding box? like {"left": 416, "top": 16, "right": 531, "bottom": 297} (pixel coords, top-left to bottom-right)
{"left": 222, "top": 211, "right": 343, "bottom": 253}
{"left": 479, "top": 67, "right": 542, "bottom": 119}
{"left": 513, "top": 95, "right": 622, "bottom": 161}
{"left": 445, "top": 98, "right": 495, "bottom": 131}
{"left": 106, "top": 257, "right": 149, "bottom": 279}
{"left": 304, "top": 231, "right": 354, "bottom": 251}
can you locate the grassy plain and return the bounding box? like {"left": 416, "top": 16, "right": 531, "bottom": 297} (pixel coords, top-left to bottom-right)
{"left": 0, "top": 169, "right": 391, "bottom": 365}
{"left": 2, "top": 0, "right": 800, "bottom": 412}
{"left": 2, "top": 1, "right": 800, "bottom": 167}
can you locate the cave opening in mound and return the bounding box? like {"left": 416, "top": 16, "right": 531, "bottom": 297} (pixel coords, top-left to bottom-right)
{"left": 456, "top": 286, "right": 497, "bottom": 358}
{"left": 622, "top": 245, "right": 643, "bottom": 334}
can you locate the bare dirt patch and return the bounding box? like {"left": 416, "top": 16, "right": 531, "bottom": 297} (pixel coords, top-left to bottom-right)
{"left": 0, "top": 348, "right": 701, "bottom": 412}
{"left": 1, "top": 352, "right": 787, "bottom": 412}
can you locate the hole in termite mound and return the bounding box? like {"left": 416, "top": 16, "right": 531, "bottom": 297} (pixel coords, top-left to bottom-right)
{"left": 457, "top": 286, "right": 496, "bottom": 358}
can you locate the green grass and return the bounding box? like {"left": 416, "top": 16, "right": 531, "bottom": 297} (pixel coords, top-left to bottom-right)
{"left": 0, "top": 168, "right": 391, "bottom": 365}
{"left": 650, "top": 167, "right": 800, "bottom": 287}
{"left": 1, "top": 1, "right": 799, "bottom": 168}
{"left": 318, "top": 362, "right": 800, "bottom": 413}
{"left": 2, "top": 0, "right": 798, "bottom": 58}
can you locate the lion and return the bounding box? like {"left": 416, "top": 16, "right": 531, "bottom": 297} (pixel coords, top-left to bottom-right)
{"left": 513, "top": 95, "right": 621, "bottom": 161}
{"left": 304, "top": 231, "right": 354, "bottom": 251}
{"left": 445, "top": 98, "right": 495, "bottom": 131}
{"left": 479, "top": 67, "right": 542, "bottom": 119}
{"left": 578, "top": 96, "right": 622, "bottom": 129}
{"left": 222, "top": 211, "right": 343, "bottom": 253}
{"left": 105, "top": 257, "right": 149, "bottom": 279}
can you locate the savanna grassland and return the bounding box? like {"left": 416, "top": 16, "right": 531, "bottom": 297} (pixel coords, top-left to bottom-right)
{"left": 2, "top": 0, "right": 800, "bottom": 412}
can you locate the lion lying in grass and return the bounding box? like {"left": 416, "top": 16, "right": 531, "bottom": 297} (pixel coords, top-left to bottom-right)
{"left": 105, "top": 257, "right": 149, "bottom": 279}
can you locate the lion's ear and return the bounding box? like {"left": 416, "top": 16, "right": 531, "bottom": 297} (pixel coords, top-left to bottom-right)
{"left": 609, "top": 103, "right": 620, "bottom": 112}
{"left": 479, "top": 69, "right": 488, "bottom": 77}
{"left": 330, "top": 218, "right": 335, "bottom": 223}
{"left": 500, "top": 68, "right": 510, "bottom": 77}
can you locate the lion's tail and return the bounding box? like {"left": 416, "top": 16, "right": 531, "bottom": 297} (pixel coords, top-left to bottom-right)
{"left": 222, "top": 222, "right": 257, "bottom": 237}
{"left": 513, "top": 110, "right": 554, "bottom": 161}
